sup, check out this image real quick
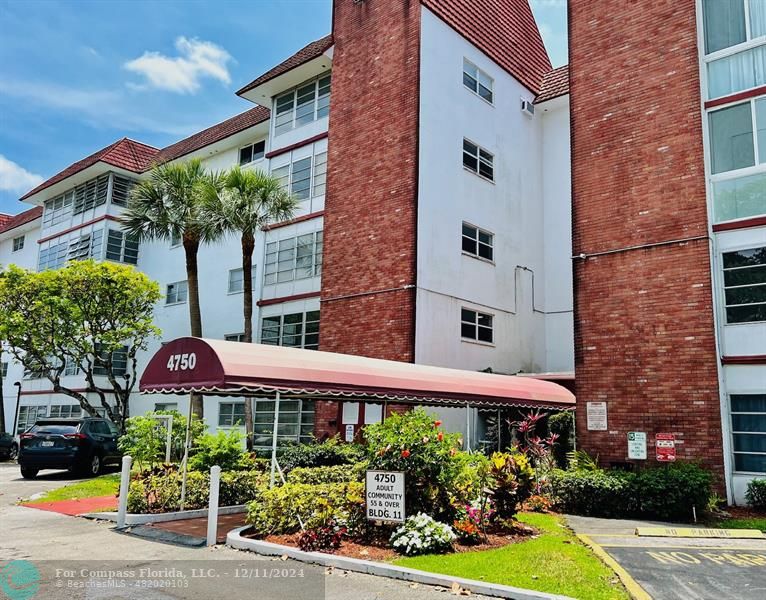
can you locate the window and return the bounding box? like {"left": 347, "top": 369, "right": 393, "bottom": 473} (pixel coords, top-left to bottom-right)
{"left": 461, "top": 308, "right": 494, "bottom": 343}
{"left": 64, "top": 358, "right": 80, "bottom": 376}
{"left": 16, "top": 405, "right": 47, "bottom": 434}
{"left": 171, "top": 232, "right": 182, "bottom": 247}
{"left": 707, "top": 46, "right": 766, "bottom": 99}
{"left": 723, "top": 246, "right": 766, "bottom": 323}
{"left": 93, "top": 345, "right": 128, "bottom": 377}
{"left": 712, "top": 171, "right": 766, "bottom": 222}
{"left": 264, "top": 231, "right": 323, "bottom": 284}
{"left": 48, "top": 404, "right": 82, "bottom": 418}
{"left": 463, "top": 139, "right": 494, "bottom": 181}
{"left": 462, "top": 223, "right": 494, "bottom": 261}
{"left": 110, "top": 175, "right": 137, "bottom": 207}
{"left": 1, "top": 361, "right": 8, "bottom": 378}
{"left": 228, "top": 266, "right": 257, "bottom": 294}
{"left": 463, "top": 59, "right": 493, "bottom": 103}
{"left": 252, "top": 398, "right": 315, "bottom": 448}
{"left": 219, "top": 402, "right": 246, "bottom": 427}
{"left": 274, "top": 74, "right": 331, "bottom": 136}
{"left": 703, "top": 0, "right": 766, "bottom": 54}
{"left": 731, "top": 394, "right": 766, "bottom": 473}
{"left": 709, "top": 98, "right": 766, "bottom": 174}
{"left": 43, "top": 191, "right": 74, "bottom": 229}
{"left": 38, "top": 241, "right": 68, "bottom": 271}
{"left": 224, "top": 333, "right": 246, "bottom": 342}
{"left": 67, "top": 229, "right": 104, "bottom": 262}
{"left": 73, "top": 174, "right": 109, "bottom": 215}
{"left": 155, "top": 403, "right": 178, "bottom": 412}
{"left": 105, "top": 229, "right": 139, "bottom": 264}
{"left": 260, "top": 310, "right": 320, "bottom": 349}
{"left": 239, "top": 140, "right": 266, "bottom": 166}
{"left": 272, "top": 151, "right": 328, "bottom": 201}
{"left": 166, "top": 280, "right": 188, "bottom": 305}
{"left": 12, "top": 235, "right": 24, "bottom": 252}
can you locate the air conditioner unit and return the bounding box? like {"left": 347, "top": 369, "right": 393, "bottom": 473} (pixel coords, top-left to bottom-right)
{"left": 520, "top": 99, "right": 535, "bottom": 117}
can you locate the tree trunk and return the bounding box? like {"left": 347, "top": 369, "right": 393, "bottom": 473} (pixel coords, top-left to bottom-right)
{"left": 183, "top": 236, "right": 204, "bottom": 418}
{"left": 242, "top": 231, "right": 255, "bottom": 451}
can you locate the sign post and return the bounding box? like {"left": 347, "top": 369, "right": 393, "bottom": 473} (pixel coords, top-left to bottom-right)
{"left": 655, "top": 433, "right": 676, "bottom": 462}
{"left": 627, "top": 431, "right": 647, "bottom": 460}
{"left": 365, "top": 470, "right": 405, "bottom": 523}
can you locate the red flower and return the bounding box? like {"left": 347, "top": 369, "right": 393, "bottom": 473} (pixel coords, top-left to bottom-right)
{"left": 437, "top": 432, "right": 444, "bottom": 442}
{"left": 434, "top": 420, "right": 442, "bottom": 428}
{"left": 449, "top": 448, "right": 457, "bottom": 456}
{"left": 401, "top": 449, "right": 411, "bottom": 458}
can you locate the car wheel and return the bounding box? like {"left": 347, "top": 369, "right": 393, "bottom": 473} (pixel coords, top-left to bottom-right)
{"left": 88, "top": 454, "right": 102, "bottom": 476}
{"left": 9, "top": 443, "right": 18, "bottom": 461}
{"left": 20, "top": 466, "right": 38, "bottom": 479}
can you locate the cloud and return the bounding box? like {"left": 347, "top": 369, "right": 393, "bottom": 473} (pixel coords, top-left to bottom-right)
{"left": 0, "top": 155, "right": 44, "bottom": 193}
{"left": 124, "top": 37, "right": 232, "bottom": 94}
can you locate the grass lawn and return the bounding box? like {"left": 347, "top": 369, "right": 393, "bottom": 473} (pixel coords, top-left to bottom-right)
{"left": 26, "top": 473, "right": 120, "bottom": 504}
{"left": 393, "top": 513, "right": 629, "bottom": 600}
{"left": 715, "top": 517, "right": 766, "bottom": 532}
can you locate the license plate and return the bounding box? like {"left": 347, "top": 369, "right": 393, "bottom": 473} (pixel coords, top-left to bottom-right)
{"left": 41, "top": 441, "right": 54, "bottom": 447}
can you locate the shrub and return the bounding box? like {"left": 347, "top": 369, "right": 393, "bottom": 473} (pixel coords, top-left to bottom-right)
{"left": 390, "top": 513, "right": 456, "bottom": 556}
{"left": 746, "top": 478, "right": 766, "bottom": 510}
{"left": 246, "top": 481, "right": 365, "bottom": 535}
{"left": 453, "top": 498, "right": 494, "bottom": 544}
{"left": 118, "top": 410, "right": 204, "bottom": 469}
{"left": 127, "top": 466, "right": 264, "bottom": 513}
{"left": 189, "top": 429, "right": 248, "bottom": 472}
{"left": 548, "top": 411, "right": 575, "bottom": 467}
{"left": 632, "top": 463, "right": 712, "bottom": 521}
{"left": 276, "top": 437, "right": 366, "bottom": 472}
{"left": 364, "top": 408, "right": 464, "bottom": 518}
{"left": 286, "top": 464, "right": 364, "bottom": 485}
{"left": 549, "top": 468, "right": 635, "bottom": 518}
{"left": 297, "top": 520, "right": 346, "bottom": 552}
{"left": 523, "top": 494, "right": 553, "bottom": 513}
{"left": 488, "top": 451, "right": 535, "bottom": 519}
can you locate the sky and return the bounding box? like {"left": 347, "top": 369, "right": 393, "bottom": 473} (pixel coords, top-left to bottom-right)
{"left": 0, "top": 0, "right": 568, "bottom": 215}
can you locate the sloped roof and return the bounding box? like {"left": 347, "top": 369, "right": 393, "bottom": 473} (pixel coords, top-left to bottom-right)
{"left": 0, "top": 214, "right": 11, "bottom": 229}
{"left": 237, "top": 35, "right": 334, "bottom": 97}
{"left": 153, "top": 106, "right": 271, "bottom": 164}
{"left": 535, "top": 65, "right": 569, "bottom": 103}
{"left": 19, "top": 138, "right": 159, "bottom": 201}
{"left": 0, "top": 206, "right": 43, "bottom": 235}
{"left": 421, "top": 0, "right": 552, "bottom": 94}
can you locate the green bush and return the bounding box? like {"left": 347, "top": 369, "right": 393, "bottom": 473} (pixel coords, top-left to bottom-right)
{"left": 550, "top": 468, "right": 636, "bottom": 517}
{"left": 189, "top": 429, "right": 248, "bottom": 472}
{"left": 118, "top": 410, "right": 204, "bottom": 469}
{"left": 488, "top": 451, "right": 536, "bottom": 519}
{"left": 246, "top": 481, "right": 365, "bottom": 535}
{"left": 548, "top": 411, "right": 575, "bottom": 467}
{"left": 276, "top": 437, "right": 366, "bottom": 472}
{"left": 286, "top": 464, "right": 365, "bottom": 485}
{"left": 632, "top": 463, "right": 712, "bottom": 521}
{"left": 745, "top": 478, "right": 766, "bottom": 509}
{"left": 127, "top": 467, "right": 264, "bottom": 513}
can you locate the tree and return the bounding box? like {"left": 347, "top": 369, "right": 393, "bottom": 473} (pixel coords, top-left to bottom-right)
{"left": 200, "top": 166, "right": 297, "bottom": 449}
{"left": 121, "top": 159, "right": 221, "bottom": 418}
{"left": 0, "top": 261, "right": 161, "bottom": 432}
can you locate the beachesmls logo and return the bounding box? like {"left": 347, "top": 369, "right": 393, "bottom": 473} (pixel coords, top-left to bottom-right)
{"left": 0, "top": 560, "right": 40, "bottom": 600}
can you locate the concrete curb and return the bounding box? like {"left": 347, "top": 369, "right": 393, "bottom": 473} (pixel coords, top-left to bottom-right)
{"left": 227, "top": 526, "right": 574, "bottom": 600}
{"left": 83, "top": 504, "right": 246, "bottom": 525}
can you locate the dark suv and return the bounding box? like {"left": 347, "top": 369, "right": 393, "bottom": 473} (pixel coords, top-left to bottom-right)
{"left": 18, "top": 418, "right": 121, "bottom": 479}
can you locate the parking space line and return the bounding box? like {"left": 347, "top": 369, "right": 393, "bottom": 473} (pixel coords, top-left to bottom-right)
{"left": 596, "top": 543, "right": 766, "bottom": 550}
{"left": 577, "top": 534, "right": 653, "bottom": 600}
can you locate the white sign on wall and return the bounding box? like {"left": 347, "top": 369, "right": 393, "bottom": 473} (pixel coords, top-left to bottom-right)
{"left": 345, "top": 424, "right": 355, "bottom": 443}
{"left": 627, "top": 431, "right": 647, "bottom": 460}
{"left": 586, "top": 402, "right": 608, "bottom": 431}
{"left": 365, "top": 471, "right": 405, "bottom": 523}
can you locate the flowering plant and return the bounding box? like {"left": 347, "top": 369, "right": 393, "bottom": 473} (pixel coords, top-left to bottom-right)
{"left": 390, "top": 513, "right": 456, "bottom": 556}
{"left": 453, "top": 497, "right": 494, "bottom": 543}
{"left": 298, "top": 519, "right": 346, "bottom": 552}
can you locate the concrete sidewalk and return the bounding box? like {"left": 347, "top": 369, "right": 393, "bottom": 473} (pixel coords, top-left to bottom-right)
{"left": 567, "top": 515, "right": 766, "bottom": 600}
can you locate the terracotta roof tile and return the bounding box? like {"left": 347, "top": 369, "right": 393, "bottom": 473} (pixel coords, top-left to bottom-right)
{"left": 0, "top": 214, "right": 11, "bottom": 229}
{"left": 19, "top": 138, "right": 159, "bottom": 201}
{"left": 421, "top": 0, "right": 552, "bottom": 94}
{"left": 237, "top": 34, "right": 333, "bottom": 96}
{"left": 153, "top": 106, "right": 271, "bottom": 164}
{"left": 0, "top": 206, "right": 43, "bottom": 235}
{"left": 535, "top": 65, "right": 569, "bottom": 103}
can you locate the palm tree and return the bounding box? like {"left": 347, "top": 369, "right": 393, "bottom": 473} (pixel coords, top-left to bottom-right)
{"left": 200, "top": 166, "right": 297, "bottom": 449}
{"left": 122, "top": 159, "right": 221, "bottom": 418}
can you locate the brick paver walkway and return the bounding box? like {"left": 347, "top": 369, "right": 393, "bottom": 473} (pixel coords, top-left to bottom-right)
{"left": 149, "top": 512, "right": 248, "bottom": 543}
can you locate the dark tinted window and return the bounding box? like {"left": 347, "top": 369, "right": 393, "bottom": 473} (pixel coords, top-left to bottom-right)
{"left": 30, "top": 424, "right": 79, "bottom": 435}
{"left": 88, "top": 421, "right": 111, "bottom": 435}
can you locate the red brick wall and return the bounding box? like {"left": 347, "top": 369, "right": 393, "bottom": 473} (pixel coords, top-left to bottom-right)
{"left": 569, "top": 1, "right": 724, "bottom": 477}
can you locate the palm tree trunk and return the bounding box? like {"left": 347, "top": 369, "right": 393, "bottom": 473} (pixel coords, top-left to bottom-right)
{"left": 184, "top": 236, "right": 204, "bottom": 418}
{"left": 242, "top": 231, "right": 255, "bottom": 450}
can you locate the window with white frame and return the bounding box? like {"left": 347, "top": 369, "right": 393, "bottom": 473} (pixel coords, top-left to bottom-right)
{"left": 224, "top": 333, "right": 246, "bottom": 342}
{"left": 239, "top": 140, "right": 266, "bottom": 166}
{"left": 730, "top": 393, "right": 766, "bottom": 473}
{"left": 1, "top": 361, "right": 8, "bottom": 378}
{"left": 67, "top": 229, "right": 104, "bottom": 262}
{"left": 723, "top": 245, "right": 766, "bottom": 323}
{"left": 463, "top": 139, "right": 494, "bottom": 181}
{"left": 261, "top": 310, "right": 319, "bottom": 349}
{"left": 48, "top": 404, "right": 82, "bottom": 418}
{"left": 252, "top": 398, "right": 315, "bottom": 448}
{"left": 461, "top": 308, "right": 494, "bottom": 343}
{"left": 38, "top": 241, "right": 69, "bottom": 271}
{"left": 274, "top": 74, "right": 331, "bottom": 136}
{"left": 228, "top": 266, "right": 257, "bottom": 293}
{"left": 219, "top": 402, "right": 246, "bottom": 427}
{"left": 12, "top": 235, "right": 24, "bottom": 252}
{"left": 272, "top": 151, "right": 328, "bottom": 202}
{"left": 264, "top": 231, "right": 323, "bottom": 284}
{"left": 110, "top": 175, "right": 138, "bottom": 206}
{"left": 93, "top": 344, "right": 128, "bottom": 377}
{"left": 165, "top": 280, "right": 188, "bottom": 305}
{"left": 43, "top": 191, "right": 74, "bottom": 229}
{"left": 170, "top": 232, "right": 182, "bottom": 247}
{"left": 462, "top": 223, "right": 494, "bottom": 261}
{"left": 463, "top": 59, "right": 493, "bottom": 103}
{"left": 73, "top": 174, "right": 110, "bottom": 215}
{"left": 155, "top": 402, "right": 178, "bottom": 412}
{"left": 105, "top": 229, "right": 139, "bottom": 264}
{"left": 16, "top": 405, "right": 47, "bottom": 434}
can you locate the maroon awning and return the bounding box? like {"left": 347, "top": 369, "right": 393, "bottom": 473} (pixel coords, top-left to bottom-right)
{"left": 140, "top": 337, "right": 575, "bottom": 410}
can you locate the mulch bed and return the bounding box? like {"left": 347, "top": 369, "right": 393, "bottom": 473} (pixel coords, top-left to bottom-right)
{"left": 720, "top": 505, "right": 766, "bottom": 520}
{"left": 243, "top": 521, "right": 537, "bottom": 561}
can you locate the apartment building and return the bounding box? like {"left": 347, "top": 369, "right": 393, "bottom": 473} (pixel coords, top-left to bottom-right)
{"left": 0, "top": 0, "right": 572, "bottom": 452}
{"left": 571, "top": 0, "right": 765, "bottom": 503}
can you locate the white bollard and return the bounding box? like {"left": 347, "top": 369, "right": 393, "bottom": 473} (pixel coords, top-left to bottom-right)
{"left": 117, "top": 455, "right": 133, "bottom": 528}
{"left": 207, "top": 465, "right": 221, "bottom": 546}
